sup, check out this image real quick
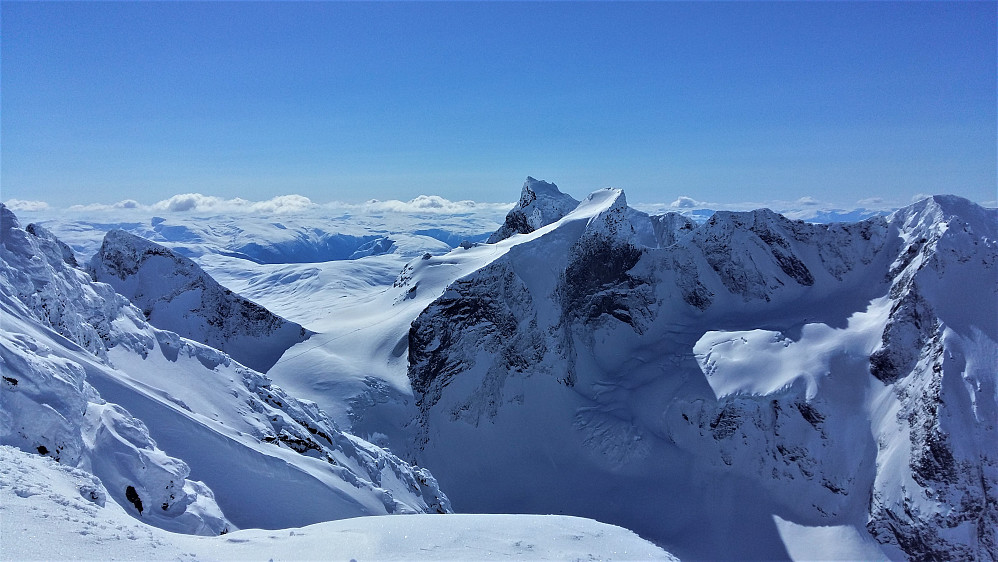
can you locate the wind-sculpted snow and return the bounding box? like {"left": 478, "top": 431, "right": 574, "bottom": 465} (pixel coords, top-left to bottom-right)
{"left": 402, "top": 188, "right": 997, "bottom": 560}
{"left": 0, "top": 204, "right": 450, "bottom": 537}
{"left": 88, "top": 230, "right": 310, "bottom": 372}
{"left": 1, "top": 204, "right": 229, "bottom": 535}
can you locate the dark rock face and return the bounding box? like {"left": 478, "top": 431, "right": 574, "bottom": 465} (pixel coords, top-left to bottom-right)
{"left": 561, "top": 235, "right": 644, "bottom": 325}
{"left": 409, "top": 262, "right": 545, "bottom": 433}
{"left": 869, "top": 289, "right": 937, "bottom": 384}
{"left": 125, "top": 485, "right": 144, "bottom": 514}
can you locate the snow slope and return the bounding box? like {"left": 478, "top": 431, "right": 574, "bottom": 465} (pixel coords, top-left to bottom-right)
{"left": 0, "top": 204, "right": 450, "bottom": 536}
{"left": 0, "top": 445, "right": 676, "bottom": 561}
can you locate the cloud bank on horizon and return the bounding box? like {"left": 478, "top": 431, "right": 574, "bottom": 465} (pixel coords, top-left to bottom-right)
{"left": 3, "top": 193, "right": 517, "bottom": 216}
{"left": 8, "top": 187, "right": 993, "bottom": 224}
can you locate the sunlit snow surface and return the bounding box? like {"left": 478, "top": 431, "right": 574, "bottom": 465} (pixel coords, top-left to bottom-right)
{"left": 0, "top": 446, "right": 674, "bottom": 561}
{"left": 694, "top": 297, "right": 891, "bottom": 400}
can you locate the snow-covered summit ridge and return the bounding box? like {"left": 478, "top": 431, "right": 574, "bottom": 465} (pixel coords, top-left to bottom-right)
{"left": 486, "top": 177, "right": 580, "bottom": 243}
{"left": 88, "top": 229, "right": 310, "bottom": 372}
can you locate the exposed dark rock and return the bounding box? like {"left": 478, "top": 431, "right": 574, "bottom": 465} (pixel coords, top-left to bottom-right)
{"left": 125, "top": 485, "right": 144, "bottom": 514}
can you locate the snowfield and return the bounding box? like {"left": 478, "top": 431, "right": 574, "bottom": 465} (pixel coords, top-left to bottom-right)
{"left": 1, "top": 446, "right": 673, "bottom": 561}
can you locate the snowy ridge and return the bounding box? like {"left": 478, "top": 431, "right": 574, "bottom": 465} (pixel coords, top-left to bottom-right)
{"left": 0, "top": 204, "right": 451, "bottom": 536}
{"left": 400, "top": 186, "right": 997, "bottom": 560}
{"left": 88, "top": 230, "right": 310, "bottom": 372}
{"left": 863, "top": 196, "right": 998, "bottom": 558}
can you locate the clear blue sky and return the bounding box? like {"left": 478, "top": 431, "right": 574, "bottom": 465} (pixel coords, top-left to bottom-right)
{"left": 2, "top": 1, "right": 995, "bottom": 207}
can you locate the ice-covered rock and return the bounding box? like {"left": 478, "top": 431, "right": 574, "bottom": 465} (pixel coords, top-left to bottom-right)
{"left": 0, "top": 204, "right": 451, "bottom": 536}
{"left": 1, "top": 204, "right": 230, "bottom": 535}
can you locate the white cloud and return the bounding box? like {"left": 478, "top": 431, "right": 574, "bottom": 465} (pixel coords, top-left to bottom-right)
{"left": 856, "top": 197, "right": 885, "bottom": 207}
{"left": 250, "top": 195, "right": 315, "bottom": 214}
{"left": 346, "top": 196, "right": 513, "bottom": 214}
{"left": 4, "top": 199, "right": 50, "bottom": 212}
{"left": 69, "top": 199, "right": 145, "bottom": 212}
{"left": 669, "top": 196, "right": 702, "bottom": 209}
{"left": 144, "top": 193, "right": 317, "bottom": 214}
{"left": 151, "top": 193, "right": 232, "bottom": 213}
{"left": 57, "top": 192, "right": 511, "bottom": 217}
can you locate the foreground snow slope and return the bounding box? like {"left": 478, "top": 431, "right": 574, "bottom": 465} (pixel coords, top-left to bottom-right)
{"left": 0, "top": 445, "right": 676, "bottom": 561}
{"left": 0, "top": 204, "right": 449, "bottom": 535}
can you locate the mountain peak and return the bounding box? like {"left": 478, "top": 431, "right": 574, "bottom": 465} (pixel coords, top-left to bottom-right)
{"left": 487, "top": 177, "right": 580, "bottom": 243}
{"left": 891, "top": 194, "right": 997, "bottom": 240}
{"left": 88, "top": 231, "right": 310, "bottom": 372}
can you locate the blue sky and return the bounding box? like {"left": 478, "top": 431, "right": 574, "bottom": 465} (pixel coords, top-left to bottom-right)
{"left": 2, "top": 1, "right": 995, "bottom": 209}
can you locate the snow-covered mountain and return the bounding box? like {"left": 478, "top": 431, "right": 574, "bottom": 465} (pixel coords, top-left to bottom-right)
{"left": 87, "top": 230, "right": 310, "bottom": 372}
{"left": 396, "top": 184, "right": 996, "bottom": 560}
{"left": 18, "top": 206, "right": 500, "bottom": 266}
{"left": 0, "top": 204, "right": 451, "bottom": 536}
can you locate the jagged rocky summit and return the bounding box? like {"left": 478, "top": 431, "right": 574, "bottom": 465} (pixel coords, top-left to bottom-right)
{"left": 486, "top": 176, "right": 581, "bottom": 243}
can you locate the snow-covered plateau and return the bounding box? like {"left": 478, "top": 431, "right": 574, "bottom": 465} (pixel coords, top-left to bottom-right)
{"left": 2, "top": 177, "right": 995, "bottom": 561}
